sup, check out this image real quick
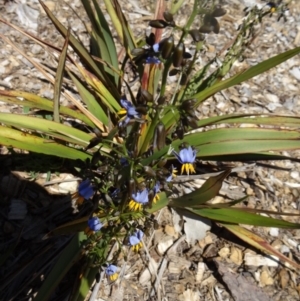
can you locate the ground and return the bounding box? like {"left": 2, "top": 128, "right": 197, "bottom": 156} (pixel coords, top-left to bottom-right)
{"left": 0, "top": 0, "right": 300, "bottom": 300}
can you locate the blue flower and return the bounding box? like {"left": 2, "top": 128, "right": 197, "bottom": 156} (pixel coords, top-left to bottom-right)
{"left": 85, "top": 217, "right": 103, "bottom": 236}
{"left": 173, "top": 146, "right": 197, "bottom": 175}
{"left": 129, "top": 189, "right": 149, "bottom": 211}
{"left": 145, "top": 57, "right": 161, "bottom": 64}
{"left": 74, "top": 179, "right": 94, "bottom": 205}
{"left": 105, "top": 264, "right": 118, "bottom": 281}
{"left": 78, "top": 179, "right": 94, "bottom": 199}
{"left": 153, "top": 182, "right": 160, "bottom": 203}
{"left": 118, "top": 97, "right": 140, "bottom": 127}
{"left": 129, "top": 229, "right": 144, "bottom": 251}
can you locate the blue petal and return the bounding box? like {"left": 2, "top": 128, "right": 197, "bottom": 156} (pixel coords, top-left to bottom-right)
{"left": 152, "top": 43, "right": 160, "bottom": 52}
{"left": 132, "top": 189, "right": 148, "bottom": 204}
{"left": 119, "top": 116, "right": 131, "bottom": 127}
{"left": 78, "top": 179, "right": 94, "bottom": 199}
{"left": 129, "top": 229, "right": 144, "bottom": 245}
{"left": 87, "top": 217, "right": 102, "bottom": 231}
{"left": 120, "top": 98, "right": 131, "bottom": 110}
{"left": 135, "top": 229, "right": 144, "bottom": 240}
{"left": 153, "top": 182, "right": 160, "bottom": 194}
{"left": 106, "top": 264, "right": 118, "bottom": 275}
{"left": 173, "top": 150, "right": 184, "bottom": 164}
{"left": 179, "top": 146, "right": 196, "bottom": 163}
{"left": 145, "top": 57, "right": 160, "bottom": 64}
{"left": 129, "top": 235, "right": 140, "bottom": 245}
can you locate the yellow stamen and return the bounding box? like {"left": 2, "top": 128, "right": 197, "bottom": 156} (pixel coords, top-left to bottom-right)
{"left": 154, "top": 194, "right": 160, "bottom": 203}
{"left": 181, "top": 163, "right": 196, "bottom": 175}
{"left": 129, "top": 200, "right": 142, "bottom": 211}
{"left": 109, "top": 273, "right": 118, "bottom": 281}
{"left": 132, "top": 241, "right": 143, "bottom": 252}
{"left": 118, "top": 108, "right": 127, "bottom": 115}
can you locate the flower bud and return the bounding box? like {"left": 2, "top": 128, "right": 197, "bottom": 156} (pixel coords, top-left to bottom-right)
{"left": 128, "top": 179, "right": 136, "bottom": 197}
{"left": 163, "top": 11, "right": 174, "bottom": 23}
{"left": 169, "top": 69, "right": 180, "bottom": 76}
{"left": 153, "top": 122, "right": 166, "bottom": 150}
{"left": 149, "top": 20, "right": 169, "bottom": 28}
{"left": 140, "top": 89, "right": 154, "bottom": 103}
{"left": 211, "top": 17, "right": 220, "bottom": 34}
{"left": 160, "top": 35, "right": 174, "bottom": 59}
{"left": 175, "top": 123, "right": 184, "bottom": 139}
{"left": 183, "top": 52, "right": 192, "bottom": 59}
{"left": 188, "top": 29, "right": 205, "bottom": 42}
{"left": 157, "top": 96, "right": 166, "bottom": 105}
{"left": 131, "top": 48, "right": 145, "bottom": 56}
{"left": 199, "top": 24, "right": 213, "bottom": 33}
{"left": 144, "top": 166, "right": 156, "bottom": 177}
{"left": 157, "top": 158, "right": 167, "bottom": 168}
{"left": 180, "top": 73, "right": 188, "bottom": 85}
{"left": 212, "top": 6, "right": 226, "bottom": 17}
{"left": 172, "top": 43, "right": 185, "bottom": 67}
{"left": 186, "top": 116, "right": 198, "bottom": 129}
{"left": 146, "top": 33, "right": 155, "bottom": 46}
{"left": 181, "top": 99, "right": 196, "bottom": 111}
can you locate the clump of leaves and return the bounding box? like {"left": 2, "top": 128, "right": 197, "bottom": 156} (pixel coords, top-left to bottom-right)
{"left": 0, "top": 0, "right": 300, "bottom": 300}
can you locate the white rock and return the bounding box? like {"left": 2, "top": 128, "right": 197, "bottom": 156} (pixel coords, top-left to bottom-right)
{"left": 265, "top": 93, "right": 279, "bottom": 103}
{"left": 58, "top": 175, "right": 78, "bottom": 194}
{"left": 290, "top": 171, "right": 299, "bottom": 180}
{"left": 196, "top": 262, "right": 206, "bottom": 283}
{"left": 244, "top": 253, "right": 278, "bottom": 267}
{"left": 280, "top": 245, "right": 290, "bottom": 254}
{"left": 269, "top": 227, "right": 279, "bottom": 237}
{"left": 156, "top": 236, "right": 174, "bottom": 255}
{"left": 15, "top": 4, "right": 39, "bottom": 31}
{"left": 172, "top": 208, "right": 211, "bottom": 245}
{"left": 289, "top": 67, "right": 300, "bottom": 81}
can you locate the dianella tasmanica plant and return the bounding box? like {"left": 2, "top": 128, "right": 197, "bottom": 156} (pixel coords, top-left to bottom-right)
{"left": 1, "top": 0, "right": 300, "bottom": 300}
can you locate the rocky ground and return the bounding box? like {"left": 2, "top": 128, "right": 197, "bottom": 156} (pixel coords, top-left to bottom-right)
{"left": 1, "top": 0, "right": 300, "bottom": 300}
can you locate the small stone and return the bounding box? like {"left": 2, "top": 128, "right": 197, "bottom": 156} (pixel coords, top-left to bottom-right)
{"left": 218, "top": 247, "right": 230, "bottom": 258}
{"left": 260, "top": 269, "right": 274, "bottom": 286}
{"left": 290, "top": 171, "right": 299, "bottom": 179}
{"left": 164, "top": 225, "right": 177, "bottom": 237}
{"left": 269, "top": 227, "right": 279, "bottom": 237}
{"left": 289, "top": 67, "right": 300, "bottom": 81}
{"left": 229, "top": 246, "right": 243, "bottom": 265}
{"left": 265, "top": 93, "right": 279, "bottom": 103}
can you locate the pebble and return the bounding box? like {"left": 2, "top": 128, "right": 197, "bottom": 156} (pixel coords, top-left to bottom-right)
{"left": 289, "top": 67, "right": 300, "bottom": 81}
{"left": 269, "top": 227, "right": 279, "bottom": 237}
{"left": 265, "top": 93, "right": 279, "bottom": 103}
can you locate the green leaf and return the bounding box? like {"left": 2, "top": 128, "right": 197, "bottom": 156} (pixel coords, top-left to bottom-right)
{"left": 71, "top": 261, "right": 99, "bottom": 301}
{"left": 169, "top": 170, "right": 231, "bottom": 208}
{"left": 34, "top": 233, "right": 86, "bottom": 301}
{"left": 0, "top": 90, "right": 95, "bottom": 127}
{"left": 179, "top": 127, "right": 300, "bottom": 158}
{"left": 53, "top": 28, "right": 70, "bottom": 122}
{"left": 68, "top": 71, "right": 109, "bottom": 126}
{"left": 103, "top": 0, "right": 136, "bottom": 53}
{"left": 190, "top": 207, "right": 300, "bottom": 228}
{"left": 223, "top": 224, "right": 300, "bottom": 269}
{"left": 39, "top": 0, "right": 120, "bottom": 101}
{"left": 197, "top": 114, "right": 300, "bottom": 128}
{"left": 191, "top": 46, "right": 300, "bottom": 104}
{"left": 146, "top": 192, "right": 169, "bottom": 213}
{"left": 0, "top": 113, "right": 93, "bottom": 146}
{"left": 0, "top": 125, "right": 91, "bottom": 161}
